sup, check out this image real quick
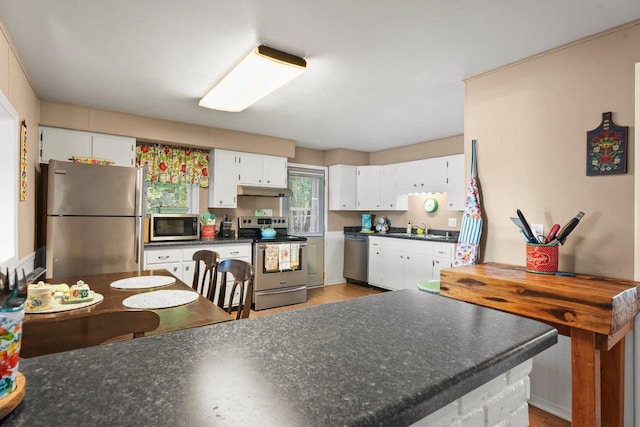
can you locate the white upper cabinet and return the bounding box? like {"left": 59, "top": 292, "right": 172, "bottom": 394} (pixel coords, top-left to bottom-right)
{"left": 396, "top": 157, "right": 446, "bottom": 194}
{"left": 40, "top": 126, "right": 135, "bottom": 167}
{"left": 445, "top": 154, "right": 465, "bottom": 211}
{"left": 91, "top": 134, "right": 137, "bottom": 167}
{"left": 208, "top": 149, "right": 238, "bottom": 208}
{"left": 380, "top": 164, "right": 408, "bottom": 210}
{"left": 237, "top": 153, "right": 263, "bottom": 185}
{"left": 262, "top": 155, "right": 287, "bottom": 187}
{"left": 237, "top": 152, "right": 287, "bottom": 187}
{"left": 329, "top": 165, "right": 357, "bottom": 210}
{"left": 356, "top": 165, "right": 381, "bottom": 210}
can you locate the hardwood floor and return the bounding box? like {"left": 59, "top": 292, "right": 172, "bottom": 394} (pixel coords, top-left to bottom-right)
{"left": 249, "top": 283, "right": 570, "bottom": 426}
{"left": 249, "top": 282, "right": 382, "bottom": 317}
{"left": 529, "top": 405, "right": 570, "bottom": 427}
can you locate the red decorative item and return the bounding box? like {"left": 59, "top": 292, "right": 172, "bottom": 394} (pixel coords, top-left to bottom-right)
{"left": 526, "top": 244, "right": 558, "bottom": 274}
{"left": 586, "top": 112, "right": 628, "bottom": 176}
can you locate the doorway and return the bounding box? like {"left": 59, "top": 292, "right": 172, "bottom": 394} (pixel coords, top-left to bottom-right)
{"left": 285, "top": 165, "right": 326, "bottom": 287}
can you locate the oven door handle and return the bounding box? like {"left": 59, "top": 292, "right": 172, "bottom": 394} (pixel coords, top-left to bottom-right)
{"left": 256, "top": 285, "right": 307, "bottom": 295}
{"left": 257, "top": 242, "right": 307, "bottom": 249}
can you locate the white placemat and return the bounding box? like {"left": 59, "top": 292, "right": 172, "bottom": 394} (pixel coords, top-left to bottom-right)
{"left": 110, "top": 276, "right": 176, "bottom": 289}
{"left": 25, "top": 292, "right": 104, "bottom": 314}
{"left": 122, "top": 290, "right": 199, "bottom": 309}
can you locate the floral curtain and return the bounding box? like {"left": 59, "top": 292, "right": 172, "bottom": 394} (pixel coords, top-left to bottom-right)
{"left": 136, "top": 144, "right": 209, "bottom": 187}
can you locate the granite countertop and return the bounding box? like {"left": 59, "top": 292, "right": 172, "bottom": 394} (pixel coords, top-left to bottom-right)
{"left": 7, "top": 290, "right": 556, "bottom": 426}
{"left": 145, "top": 237, "right": 254, "bottom": 248}
{"left": 345, "top": 226, "right": 459, "bottom": 243}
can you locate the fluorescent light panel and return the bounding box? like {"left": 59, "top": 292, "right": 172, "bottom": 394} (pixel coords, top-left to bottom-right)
{"left": 199, "top": 45, "right": 306, "bottom": 112}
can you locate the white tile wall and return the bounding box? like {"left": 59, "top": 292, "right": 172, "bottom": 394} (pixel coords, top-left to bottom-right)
{"left": 411, "top": 360, "right": 532, "bottom": 427}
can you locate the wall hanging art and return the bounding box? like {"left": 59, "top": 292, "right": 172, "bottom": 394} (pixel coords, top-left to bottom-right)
{"left": 586, "top": 112, "right": 628, "bottom": 176}
{"left": 20, "top": 120, "right": 27, "bottom": 201}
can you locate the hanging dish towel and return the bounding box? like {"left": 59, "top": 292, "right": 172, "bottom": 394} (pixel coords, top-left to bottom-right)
{"left": 264, "top": 244, "right": 279, "bottom": 272}
{"left": 453, "top": 139, "right": 483, "bottom": 266}
{"left": 290, "top": 243, "right": 300, "bottom": 270}
{"left": 278, "top": 244, "right": 291, "bottom": 271}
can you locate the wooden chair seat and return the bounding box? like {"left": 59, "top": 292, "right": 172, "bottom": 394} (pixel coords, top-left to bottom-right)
{"left": 191, "top": 250, "right": 220, "bottom": 302}
{"left": 21, "top": 309, "right": 160, "bottom": 358}
{"left": 216, "top": 259, "right": 254, "bottom": 320}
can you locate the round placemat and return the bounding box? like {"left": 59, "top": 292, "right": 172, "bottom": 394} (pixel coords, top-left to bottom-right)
{"left": 122, "top": 290, "right": 199, "bottom": 309}
{"left": 110, "top": 276, "right": 176, "bottom": 289}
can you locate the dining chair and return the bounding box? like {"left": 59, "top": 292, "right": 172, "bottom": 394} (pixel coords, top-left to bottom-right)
{"left": 21, "top": 309, "right": 160, "bottom": 358}
{"left": 191, "top": 250, "right": 220, "bottom": 302}
{"left": 216, "top": 259, "right": 254, "bottom": 320}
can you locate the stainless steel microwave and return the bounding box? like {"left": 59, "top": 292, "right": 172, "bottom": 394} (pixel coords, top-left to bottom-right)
{"left": 149, "top": 214, "right": 200, "bottom": 242}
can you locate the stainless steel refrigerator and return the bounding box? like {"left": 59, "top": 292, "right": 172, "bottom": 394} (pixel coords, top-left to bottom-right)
{"left": 45, "top": 160, "right": 145, "bottom": 278}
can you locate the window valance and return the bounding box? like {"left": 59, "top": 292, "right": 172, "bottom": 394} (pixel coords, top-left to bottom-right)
{"left": 136, "top": 145, "right": 209, "bottom": 187}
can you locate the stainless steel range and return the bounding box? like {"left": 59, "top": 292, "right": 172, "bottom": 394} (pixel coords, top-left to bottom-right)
{"left": 238, "top": 216, "right": 308, "bottom": 310}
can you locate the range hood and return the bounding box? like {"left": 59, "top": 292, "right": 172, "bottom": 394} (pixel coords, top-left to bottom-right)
{"left": 237, "top": 186, "right": 293, "bottom": 197}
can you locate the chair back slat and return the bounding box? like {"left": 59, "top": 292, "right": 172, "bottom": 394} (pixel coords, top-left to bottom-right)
{"left": 192, "top": 250, "right": 220, "bottom": 302}
{"left": 216, "top": 259, "right": 254, "bottom": 320}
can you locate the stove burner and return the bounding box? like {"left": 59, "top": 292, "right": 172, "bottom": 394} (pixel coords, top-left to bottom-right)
{"left": 237, "top": 216, "right": 307, "bottom": 243}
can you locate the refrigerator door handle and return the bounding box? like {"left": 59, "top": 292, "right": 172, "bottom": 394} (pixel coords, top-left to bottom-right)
{"left": 135, "top": 216, "right": 143, "bottom": 270}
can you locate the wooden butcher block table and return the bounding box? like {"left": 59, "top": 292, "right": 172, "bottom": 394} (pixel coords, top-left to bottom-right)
{"left": 440, "top": 262, "right": 639, "bottom": 427}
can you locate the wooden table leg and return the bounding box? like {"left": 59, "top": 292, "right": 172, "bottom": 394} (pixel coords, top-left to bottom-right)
{"left": 571, "top": 328, "right": 601, "bottom": 427}
{"left": 600, "top": 337, "right": 625, "bottom": 427}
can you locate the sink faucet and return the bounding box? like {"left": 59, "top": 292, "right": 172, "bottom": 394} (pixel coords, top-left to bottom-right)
{"left": 445, "top": 231, "right": 450, "bottom": 239}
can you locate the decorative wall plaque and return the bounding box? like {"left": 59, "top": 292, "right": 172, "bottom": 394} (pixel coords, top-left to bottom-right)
{"left": 586, "top": 112, "right": 628, "bottom": 176}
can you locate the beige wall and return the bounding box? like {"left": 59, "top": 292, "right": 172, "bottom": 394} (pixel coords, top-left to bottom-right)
{"left": 370, "top": 134, "right": 463, "bottom": 165}
{"left": 0, "top": 23, "right": 40, "bottom": 261}
{"left": 288, "top": 146, "right": 325, "bottom": 166}
{"left": 466, "top": 21, "right": 639, "bottom": 278}
{"left": 40, "top": 100, "right": 296, "bottom": 157}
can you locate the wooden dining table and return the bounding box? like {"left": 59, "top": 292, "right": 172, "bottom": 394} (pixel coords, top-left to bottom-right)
{"left": 22, "top": 269, "right": 233, "bottom": 356}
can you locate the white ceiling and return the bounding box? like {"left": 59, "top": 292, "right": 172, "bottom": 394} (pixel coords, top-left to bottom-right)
{"left": 1, "top": 1, "right": 639, "bottom": 152}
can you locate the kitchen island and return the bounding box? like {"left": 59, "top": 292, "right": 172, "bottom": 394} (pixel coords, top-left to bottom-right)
{"left": 6, "top": 290, "right": 556, "bottom": 426}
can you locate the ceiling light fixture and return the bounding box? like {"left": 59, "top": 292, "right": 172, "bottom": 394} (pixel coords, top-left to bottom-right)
{"left": 199, "top": 45, "right": 307, "bottom": 112}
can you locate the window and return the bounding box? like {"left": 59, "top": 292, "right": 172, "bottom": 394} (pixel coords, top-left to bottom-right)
{"left": 146, "top": 181, "right": 199, "bottom": 215}
{"left": 285, "top": 167, "right": 325, "bottom": 235}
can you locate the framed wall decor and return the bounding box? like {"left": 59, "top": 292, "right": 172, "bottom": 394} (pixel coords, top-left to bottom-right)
{"left": 586, "top": 112, "right": 628, "bottom": 176}
{"left": 20, "top": 120, "right": 27, "bottom": 201}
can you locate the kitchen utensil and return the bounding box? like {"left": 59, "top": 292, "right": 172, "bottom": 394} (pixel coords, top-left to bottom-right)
{"left": 553, "top": 211, "right": 585, "bottom": 245}
{"left": 510, "top": 217, "right": 525, "bottom": 232}
{"left": 516, "top": 209, "right": 537, "bottom": 243}
{"left": 7, "top": 269, "right": 26, "bottom": 308}
{"left": 545, "top": 224, "right": 560, "bottom": 243}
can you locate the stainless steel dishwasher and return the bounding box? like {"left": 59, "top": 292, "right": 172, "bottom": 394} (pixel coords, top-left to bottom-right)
{"left": 343, "top": 233, "right": 368, "bottom": 283}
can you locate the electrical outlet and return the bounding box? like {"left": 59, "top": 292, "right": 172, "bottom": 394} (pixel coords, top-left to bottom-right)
{"left": 531, "top": 223, "right": 543, "bottom": 239}
{"left": 448, "top": 218, "right": 457, "bottom": 227}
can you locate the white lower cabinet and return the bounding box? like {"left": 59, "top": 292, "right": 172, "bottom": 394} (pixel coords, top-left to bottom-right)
{"left": 432, "top": 243, "right": 454, "bottom": 279}
{"left": 368, "top": 237, "right": 455, "bottom": 291}
{"left": 145, "top": 243, "right": 251, "bottom": 307}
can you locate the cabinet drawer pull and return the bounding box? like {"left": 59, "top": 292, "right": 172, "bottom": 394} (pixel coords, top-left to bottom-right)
{"left": 230, "top": 251, "right": 239, "bottom": 255}
{"left": 158, "top": 255, "right": 170, "bottom": 260}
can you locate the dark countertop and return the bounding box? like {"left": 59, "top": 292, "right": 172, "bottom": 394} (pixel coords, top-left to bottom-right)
{"left": 345, "top": 226, "right": 459, "bottom": 243}
{"left": 7, "top": 290, "right": 556, "bottom": 426}
{"left": 145, "top": 237, "right": 254, "bottom": 248}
